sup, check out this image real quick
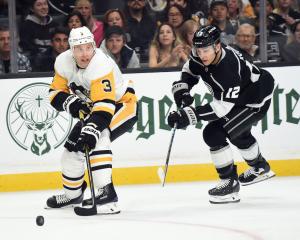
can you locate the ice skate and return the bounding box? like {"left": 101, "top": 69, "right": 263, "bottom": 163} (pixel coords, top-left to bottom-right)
{"left": 209, "top": 177, "right": 240, "bottom": 204}
{"left": 45, "top": 181, "right": 87, "bottom": 209}
{"left": 239, "top": 160, "right": 275, "bottom": 186}
{"left": 82, "top": 183, "right": 120, "bottom": 214}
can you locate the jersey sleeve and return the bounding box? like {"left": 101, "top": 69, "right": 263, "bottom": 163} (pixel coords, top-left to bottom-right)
{"left": 48, "top": 57, "right": 71, "bottom": 111}
{"left": 180, "top": 60, "right": 200, "bottom": 89}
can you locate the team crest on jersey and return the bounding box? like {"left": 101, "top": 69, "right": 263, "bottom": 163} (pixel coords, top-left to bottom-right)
{"left": 6, "top": 83, "right": 73, "bottom": 156}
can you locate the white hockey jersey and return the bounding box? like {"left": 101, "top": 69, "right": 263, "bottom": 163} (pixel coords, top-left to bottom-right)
{"left": 49, "top": 48, "right": 130, "bottom": 117}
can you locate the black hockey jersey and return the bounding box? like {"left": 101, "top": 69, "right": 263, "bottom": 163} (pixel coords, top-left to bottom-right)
{"left": 179, "top": 45, "right": 274, "bottom": 121}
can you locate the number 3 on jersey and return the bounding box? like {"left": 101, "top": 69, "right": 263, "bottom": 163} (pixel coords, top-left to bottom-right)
{"left": 226, "top": 86, "right": 240, "bottom": 98}
{"left": 102, "top": 79, "right": 112, "bottom": 92}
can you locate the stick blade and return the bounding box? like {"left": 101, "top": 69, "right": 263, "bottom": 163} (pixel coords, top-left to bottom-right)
{"left": 157, "top": 167, "right": 166, "bottom": 187}
{"left": 74, "top": 205, "right": 97, "bottom": 216}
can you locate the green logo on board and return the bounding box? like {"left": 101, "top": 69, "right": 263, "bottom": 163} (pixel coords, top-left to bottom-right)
{"left": 6, "top": 83, "right": 73, "bottom": 156}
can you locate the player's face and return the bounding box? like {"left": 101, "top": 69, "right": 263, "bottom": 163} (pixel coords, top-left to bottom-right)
{"left": 106, "top": 34, "right": 125, "bottom": 55}
{"left": 52, "top": 34, "right": 69, "bottom": 54}
{"left": 72, "top": 43, "right": 95, "bottom": 68}
{"left": 195, "top": 45, "right": 217, "bottom": 66}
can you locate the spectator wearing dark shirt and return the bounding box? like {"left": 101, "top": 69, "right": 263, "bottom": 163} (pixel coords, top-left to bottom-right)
{"left": 19, "top": 0, "right": 57, "bottom": 60}
{"left": 124, "top": 0, "right": 157, "bottom": 63}
{"left": 209, "top": 0, "right": 237, "bottom": 45}
{"left": 0, "top": 25, "right": 31, "bottom": 73}
{"left": 33, "top": 26, "right": 69, "bottom": 72}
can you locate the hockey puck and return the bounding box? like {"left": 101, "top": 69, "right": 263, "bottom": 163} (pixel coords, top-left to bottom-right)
{"left": 36, "top": 215, "right": 44, "bottom": 226}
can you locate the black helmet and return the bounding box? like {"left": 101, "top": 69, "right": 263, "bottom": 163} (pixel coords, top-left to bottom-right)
{"left": 193, "top": 25, "right": 221, "bottom": 48}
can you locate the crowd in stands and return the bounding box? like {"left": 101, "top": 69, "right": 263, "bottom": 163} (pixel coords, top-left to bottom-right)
{"left": 0, "top": 0, "right": 300, "bottom": 74}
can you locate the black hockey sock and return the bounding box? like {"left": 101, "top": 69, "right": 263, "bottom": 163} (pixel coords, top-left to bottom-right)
{"left": 216, "top": 164, "right": 238, "bottom": 180}
{"left": 245, "top": 154, "right": 267, "bottom": 167}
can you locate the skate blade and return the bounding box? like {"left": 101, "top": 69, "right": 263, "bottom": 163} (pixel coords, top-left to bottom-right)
{"left": 240, "top": 171, "right": 276, "bottom": 186}
{"left": 209, "top": 192, "right": 240, "bottom": 204}
{"left": 96, "top": 202, "right": 121, "bottom": 215}
{"left": 44, "top": 203, "right": 82, "bottom": 210}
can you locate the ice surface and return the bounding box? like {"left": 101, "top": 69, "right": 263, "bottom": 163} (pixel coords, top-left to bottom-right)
{"left": 0, "top": 177, "right": 299, "bottom": 240}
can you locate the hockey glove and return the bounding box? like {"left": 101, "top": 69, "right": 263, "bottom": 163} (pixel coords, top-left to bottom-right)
{"left": 64, "top": 121, "right": 81, "bottom": 152}
{"left": 75, "top": 123, "right": 100, "bottom": 152}
{"left": 167, "top": 106, "right": 198, "bottom": 129}
{"left": 172, "top": 82, "right": 194, "bottom": 108}
{"left": 63, "top": 94, "right": 90, "bottom": 119}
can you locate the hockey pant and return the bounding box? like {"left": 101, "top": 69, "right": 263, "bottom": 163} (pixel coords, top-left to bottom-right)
{"left": 202, "top": 100, "right": 271, "bottom": 178}
{"left": 62, "top": 96, "right": 138, "bottom": 199}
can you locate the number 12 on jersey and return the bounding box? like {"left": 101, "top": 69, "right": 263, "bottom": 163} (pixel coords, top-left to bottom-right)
{"left": 225, "top": 86, "right": 240, "bottom": 99}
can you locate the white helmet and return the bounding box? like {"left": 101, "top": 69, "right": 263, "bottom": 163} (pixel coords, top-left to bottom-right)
{"left": 68, "top": 26, "right": 95, "bottom": 49}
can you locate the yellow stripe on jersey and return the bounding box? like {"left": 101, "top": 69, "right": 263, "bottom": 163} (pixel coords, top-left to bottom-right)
{"left": 50, "top": 71, "right": 69, "bottom": 92}
{"left": 92, "top": 106, "right": 115, "bottom": 115}
{"left": 90, "top": 71, "right": 116, "bottom": 103}
{"left": 110, "top": 101, "right": 136, "bottom": 130}
{"left": 49, "top": 72, "right": 70, "bottom": 102}
{"left": 90, "top": 157, "right": 112, "bottom": 165}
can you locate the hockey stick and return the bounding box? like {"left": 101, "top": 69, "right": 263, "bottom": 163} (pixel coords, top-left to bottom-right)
{"left": 157, "top": 123, "right": 177, "bottom": 187}
{"left": 74, "top": 111, "right": 97, "bottom": 216}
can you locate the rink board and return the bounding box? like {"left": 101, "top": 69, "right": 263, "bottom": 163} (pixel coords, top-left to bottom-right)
{"left": 0, "top": 66, "right": 299, "bottom": 191}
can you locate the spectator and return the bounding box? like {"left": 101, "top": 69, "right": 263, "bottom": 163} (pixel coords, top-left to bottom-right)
{"left": 33, "top": 26, "right": 69, "bottom": 72}
{"left": 231, "top": 23, "right": 260, "bottom": 62}
{"left": 252, "top": 0, "right": 287, "bottom": 62}
{"left": 166, "top": 4, "right": 188, "bottom": 36}
{"left": 103, "top": 9, "right": 131, "bottom": 43}
{"left": 227, "top": 0, "right": 255, "bottom": 29}
{"left": 75, "top": 0, "right": 104, "bottom": 47}
{"left": 0, "top": 25, "right": 32, "bottom": 73}
{"left": 252, "top": 0, "right": 275, "bottom": 32}
{"left": 124, "top": 0, "right": 157, "bottom": 63}
{"left": 273, "top": 0, "right": 300, "bottom": 33}
{"left": 64, "top": 10, "right": 87, "bottom": 30}
{"left": 209, "top": 0, "right": 236, "bottom": 45}
{"left": 179, "top": 19, "right": 200, "bottom": 56}
{"left": 148, "top": 22, "right": 187, "bottom": 67}
{"left": 282, "top": 19, "right": 300, "bottom": 62}
{"left": 19, "top": 0, "right": 57, "bottom": 59}
{"left": 100, "top": 26, "right": 140, "bottom": 69}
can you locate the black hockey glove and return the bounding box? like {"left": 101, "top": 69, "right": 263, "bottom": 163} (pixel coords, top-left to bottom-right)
{"left": 172, "top": 82, "right": 194, "bottom": 108}
{"left": 63, "top": 94, "right": 90, "bottom": 119}
{"left": 64, "top": 121, "right": 81, "bottom": 152}
{"left": 167, "top": 106, "right": 198, "bottom": 129}
{"left": 75, "top": 123, "right": 100, "bottom": 152}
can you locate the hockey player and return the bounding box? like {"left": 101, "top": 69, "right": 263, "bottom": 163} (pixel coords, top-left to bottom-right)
{"left": 46, "top": 26, "right": 138, "bottom": 214}
{"left": 167, "top": 25, "right": 275, "bottom": 204}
